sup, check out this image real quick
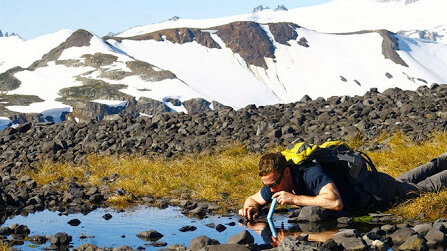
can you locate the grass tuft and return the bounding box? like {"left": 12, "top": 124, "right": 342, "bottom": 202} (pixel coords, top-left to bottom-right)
{"left": 367, "top": 132, "right": 447, "bottom": 177}
{"left": 31, "top": 144, "right": 262, "bottom": 210}
{"left": 30, "top": 132, "right": 447, "bottom": 220}
{"left": 107, "top": 195, "right": 134, "bottom": 209}
{"left": 367, "top": 132, "right": 447, "bottom": 220}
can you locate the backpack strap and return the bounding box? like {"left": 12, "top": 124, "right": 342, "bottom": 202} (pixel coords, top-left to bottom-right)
{"left": 358, "top": 151, "right": 378, "bottom": 173}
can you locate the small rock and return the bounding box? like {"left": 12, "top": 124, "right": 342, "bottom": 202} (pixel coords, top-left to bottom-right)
{"left": 146, "top": 241, "right": 167, "bottom": 247}
{"left": 136, "top": 230, "right": 163, "bottom": 241}
{"left": 398, "top": 234, "right": 427, "bottom": 250}
{"left": 13, "top": 224, "right": 30, "bottom": 236}
{"left": 49, "top": 232, "right": 72, "bottom": 245}
{"left": 67, "top": 219, "right": 81, "bottom": 226}
{"left": 159, "top": 244, "right": 188, "bottom": 251}
{"left": 342, "top": 237, "right": 367, "bottom": 251}
{"left": 297, "top": 206, "right": 329, "bottom": 222}
{"left": 199, "top": 244, "right": 251, "bottom": 251}
{"left": 215, "top": 224, "right": 226, "bottom": 232}
{"left": 226, "top": 222, "right": 236, "bottom": 226}
{"left": 389, "top": 227, "right": 415, "bottom": 245}
{"left": 189, "top": 235, "right": 220, "bottom": 251}
{"left": 371, "top": 239, "right": 385, "bottom": 250}
{"left": 205, "top": 223, "right": 216, "bottom": 229}
{"left": 320, "top": 238, "right": 339, "bottom": 250}
{"left": 113, "top": 245, "right": 134, "bottom": 251}
{"left": 412, "top": 223, "right": 432, "bottom": 236}
{"left": 28, "top": 235, "right": 47, "bottom": 244}
{"left": 297, "top": 233, "right": 309, "bottom": 241}
{"left": 278, "top": 235, "right": 299, "bottom": 250}
{"left": 337, "top": 217, "right": 352, "bottom": 224}
{"left": 103, "top": 213, "right": 113, "bottom": 220}
{"left": 381, "top": 224, "right": 397, "bottom": 234}
{"left": 226, "top": 230, "right": 254, "bottom": 245}
{"left": 79, "top": 234, "right": 94, "bottom": 239}
{"left": 425, "top": 228, "right": 445, "bottom": 248}
{"left": 179, "top": 225, "right": 197, "bottom": 232}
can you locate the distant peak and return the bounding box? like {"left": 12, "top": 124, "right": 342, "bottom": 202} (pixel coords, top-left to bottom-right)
{"left": 252, "top": 5, "right": 287, "bottom": 14}
{"left": 274, "top": 5, "right": 288, "bottom": 11}
{"left": 252, "top": 5, "right": 269, "bottom": 13}
{"left": 0, "top": 30, "right": 19, "bottom": 38}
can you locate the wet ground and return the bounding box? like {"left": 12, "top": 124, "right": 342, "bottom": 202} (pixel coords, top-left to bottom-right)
{"left": 1, "top": 206, "right": 377, "bottom": 250}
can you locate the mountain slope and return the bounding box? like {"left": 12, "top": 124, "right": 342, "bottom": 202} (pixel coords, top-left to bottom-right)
{"left": 0, "top": 29, "right": 72, "bottom": 73}
{"left": 1, "top": 29, "right": 206, "bottom": 124}
{"left": 0, "top": 0, "right": 446, "bottom": 128}
{"left": 110, "top": 22, "right": 447, "bottom": 105}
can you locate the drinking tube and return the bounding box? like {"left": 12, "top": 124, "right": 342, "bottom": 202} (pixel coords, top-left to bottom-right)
{"left": 267, "top": 218, "right": 277, "bottom": 238}
{"left": 267, "top": 197, "right": 277, "bottom": 219}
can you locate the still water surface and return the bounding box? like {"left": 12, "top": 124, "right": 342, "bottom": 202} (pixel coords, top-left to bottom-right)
{"left": 3, "top": 206, "right": 340, "bottom": 250}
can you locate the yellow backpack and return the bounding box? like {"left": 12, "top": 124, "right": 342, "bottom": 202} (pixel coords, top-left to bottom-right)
{"left": 281, "top": 141, "right": 377, "bottom": 185}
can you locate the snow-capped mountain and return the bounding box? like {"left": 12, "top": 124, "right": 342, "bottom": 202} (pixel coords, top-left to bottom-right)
{"left": 0, "top": 0, "right": 446, "bottom": 129}
{"left": 398, "top": 25, "right": 447, "bottom": 44}
{"left": 118, "top": 0, "right": 447, "bottom": 38}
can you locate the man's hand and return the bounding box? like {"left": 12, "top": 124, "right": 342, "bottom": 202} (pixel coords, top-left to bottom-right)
{"left": 272, "top": 191, "right": 297, "bottom": 205}
{"left": 238, "top": 205, "right": 259, "bottom": 220}
{"left": 238, "top": 190, "right": 267, "bottom": 220}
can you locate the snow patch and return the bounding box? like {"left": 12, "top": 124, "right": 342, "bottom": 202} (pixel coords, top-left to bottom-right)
{"left": 0, "top": 29, "right": 72, "bottom": 73}
{"left": 92, "top": 99, "right": 127, "bottom": 107}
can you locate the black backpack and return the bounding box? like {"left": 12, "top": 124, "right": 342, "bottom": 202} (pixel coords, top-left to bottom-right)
{"left": 281, "top": 141, "right": 378, "bottom": 185}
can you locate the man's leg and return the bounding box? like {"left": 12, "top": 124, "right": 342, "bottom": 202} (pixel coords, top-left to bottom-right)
{"left": 415, "top": 169, "right": 447, "bottom": 193}
{"left": 363, "top": 172, "right": 420, "bottom": 207}
{"left": 396, "top": 152, "right": 447, "bottom": 184}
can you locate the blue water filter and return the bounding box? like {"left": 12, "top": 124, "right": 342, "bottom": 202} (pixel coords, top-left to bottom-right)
{"left": 267, "top": 197, "right": 277, "bottom": 219}
{"left": 267, "top": 218, "right": 277, "bottom": 238}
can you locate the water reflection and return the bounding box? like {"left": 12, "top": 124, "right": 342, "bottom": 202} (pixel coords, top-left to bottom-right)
{"left": 244, "top": 219, "right": 338, "bottom": 247}
{"left": 1, "top": 206, "right": 357, "bottom": 250}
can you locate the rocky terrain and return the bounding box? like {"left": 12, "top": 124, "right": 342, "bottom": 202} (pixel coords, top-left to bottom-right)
{"left": 2, "top": 84, "right": 446, "bottom": 166}
{"left": 0, "top": 83, "right": 447, "bottom": 249}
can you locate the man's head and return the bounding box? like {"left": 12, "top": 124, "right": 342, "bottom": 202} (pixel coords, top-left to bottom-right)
{"left": 258, "top": 153, "right": 287, "bottom": 176}
{"left": 259, "top": 153, "right": 292, "bottom": 193}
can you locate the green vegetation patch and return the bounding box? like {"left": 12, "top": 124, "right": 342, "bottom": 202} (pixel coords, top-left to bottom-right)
{"left": 0, "top": 94, "right": 44, "bottom": 106}
{"left": 57, "top": 77, "right": 130, "bottom": 102}
{"left": 0, "top": 94, "right": 44, "bottom": 117}
{"left": 0, "top": 72, "right": 21, "bottom": 92}
{"left": 352, "top": 216, "right": 372, "bottom": 223}
{"left": 126, "top": 60, "right": 176, "bottom": 82}
{"left": 81, "top": 53, "right": 118, "bottom": 68}
{"left": 99, "top": 69, "right": 128, "bottom": 81}
{"left": 55, "top": 59, "right": 83, "bottom": 67}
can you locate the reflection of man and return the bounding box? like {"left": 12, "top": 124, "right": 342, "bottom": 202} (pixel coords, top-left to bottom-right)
{"left": 239, "top": 152, "right": 447, "bottom": 219}
{"left": 243, "top": 220, "right": 337, "bottom": 245}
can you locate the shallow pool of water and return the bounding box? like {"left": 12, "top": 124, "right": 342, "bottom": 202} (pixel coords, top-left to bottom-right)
{"left": 1, "top": 206, "right": 281, "bottom": 250}
{"left": 1, "top": 206, "right": 367, "bottom": 250}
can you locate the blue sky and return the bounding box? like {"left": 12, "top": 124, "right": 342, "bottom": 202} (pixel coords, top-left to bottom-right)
{"left": 0, "top": 0, "right": 331, "bottom": 39}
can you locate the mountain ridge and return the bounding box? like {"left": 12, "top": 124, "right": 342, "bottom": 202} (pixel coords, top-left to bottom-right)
{"left": 0, "top": 0, "right": 446, "bottom": 129}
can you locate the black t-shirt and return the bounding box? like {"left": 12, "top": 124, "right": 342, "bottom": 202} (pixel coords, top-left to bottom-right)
{"left": 260, "top": 162, "right": 371, "bottom": 209}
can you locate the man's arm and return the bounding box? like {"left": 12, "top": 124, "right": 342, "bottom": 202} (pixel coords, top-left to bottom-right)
{"left": 239, "top": 190, "right": 268, "bottom": 219}
{"left": 272, "top": 182, "right": 343, "bottom": 211}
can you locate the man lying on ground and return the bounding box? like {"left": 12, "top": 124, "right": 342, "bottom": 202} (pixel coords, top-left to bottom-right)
{"left": 239, "top": 152, "right": 447, "bottom": 219}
